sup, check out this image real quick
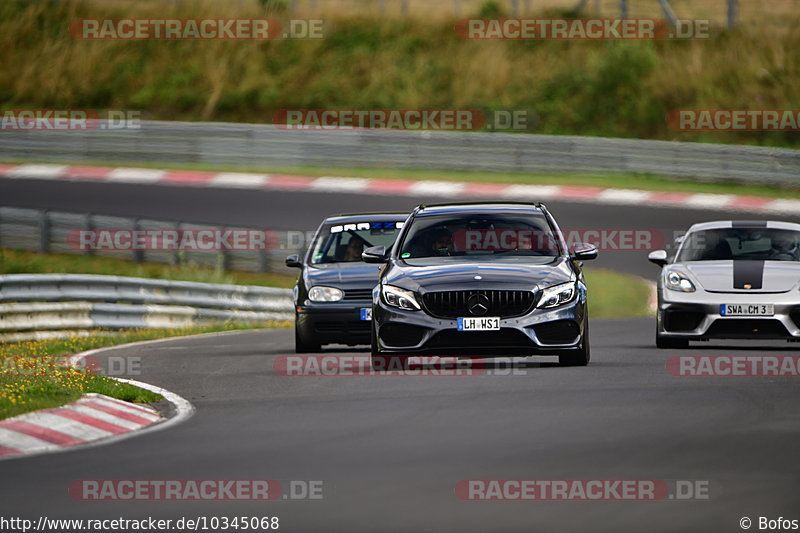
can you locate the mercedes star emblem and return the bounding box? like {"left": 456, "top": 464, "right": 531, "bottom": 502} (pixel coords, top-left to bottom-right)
{"left": 467, "top": 293, "right": 490, "bottom": 316}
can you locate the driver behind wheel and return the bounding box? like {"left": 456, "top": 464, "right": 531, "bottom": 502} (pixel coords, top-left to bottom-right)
{"left": 769, "top": 234, "right": 800, "bottom": 261}
{"left": 430, "top": 229, "right": 454, "bottom": 256}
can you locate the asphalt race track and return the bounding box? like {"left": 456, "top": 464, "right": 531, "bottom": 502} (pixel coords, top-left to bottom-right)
{"left": 1, "top": 323, "right": 799, "bottom": 532}
{"left": 1, "top": 178, "right": 800, "bottom": 532}
{"left": 3, "top": 177, "right": 800, "bottom": 278}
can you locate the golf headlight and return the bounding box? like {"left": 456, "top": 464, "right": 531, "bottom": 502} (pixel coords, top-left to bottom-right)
{"left": 381, "top": 285, "right": 421, "bottom": 311}
{"left": 308, "top": 286, "right": 344, "bottom": 302}
{"left": 537, "top": 282, "right": 577, "bottom": 309}
{"left": 665, "top": 270, "right": 696, "bottom": 292}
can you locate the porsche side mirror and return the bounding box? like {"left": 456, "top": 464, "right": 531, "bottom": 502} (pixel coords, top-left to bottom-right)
{"left": 648, "top": 250, "right": 668, "bottom": 267}
{"left": 362, "top": 246, "right": 388, "bottom": 263}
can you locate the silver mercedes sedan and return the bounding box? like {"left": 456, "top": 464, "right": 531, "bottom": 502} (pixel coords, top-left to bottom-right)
{"left": 648, "top": 220, "right": 800, "bottom": 348}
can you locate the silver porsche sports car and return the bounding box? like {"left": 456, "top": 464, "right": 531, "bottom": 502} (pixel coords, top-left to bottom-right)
{"left": 648, "top": 220, "right": 800, "bottom": 348}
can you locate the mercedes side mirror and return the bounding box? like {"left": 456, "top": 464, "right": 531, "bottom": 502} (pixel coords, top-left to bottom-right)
{"left": 285, "top": 254, "right": 302, "bottom": 268}
{"left": 570, "top": 243, "right": 598, "bottom": 261}
{"left": 362, "top": 246, "right": 388, "bottom": 263}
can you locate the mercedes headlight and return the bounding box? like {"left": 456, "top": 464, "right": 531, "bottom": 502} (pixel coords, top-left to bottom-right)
{"left": 665, "top": 270, "right": 695, "bottom": 292}
{"left": 308, "top": 286, "right": 344, "bottom": 302}
{"left": 537, "top": 282, "right": 577, "bottom": 309}
{"left": 381, "top": 285, "right": 421, "bottom": 311}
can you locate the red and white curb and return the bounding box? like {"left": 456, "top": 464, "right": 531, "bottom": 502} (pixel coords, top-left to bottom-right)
{"left": 2, "top": 163, "right": 799, "bottom": 214}
{"left": 0, "top": 339, "right": 196, "bottom": 460}
{"left": 0, "top": 393, "right": 161, "bottom": 457}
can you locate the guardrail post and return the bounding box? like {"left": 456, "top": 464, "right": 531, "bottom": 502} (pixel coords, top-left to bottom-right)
{"left": 220, "top": 239, "right": 230, "bottom": 271}
{"left": 132, "top": 218, "right": 144, "bottom": 264}
{"left": 727, "top": 0, "right": 738, "bottom": 29}
{"left": 83, "top": 213, "right": 94, "bottom": 256}
{"left": 510, "top": 0, "right": 519, "bottom": 16}
{"left": 39, "top": 210, "right": 51, "bottom": 254}
{"left": 620, "top": 0, "right": 628, "bottom": 18}
{"left": 173, "top": 222, "right": 182, "bottom": 265}
{"left": 258, "top": 249, "right": 269, "bottom": 273}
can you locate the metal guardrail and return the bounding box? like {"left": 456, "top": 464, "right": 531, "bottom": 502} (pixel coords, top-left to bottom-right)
{"left": 0, "top": 274, "right": 294, "bottom": 342}
{"left": 1, "top": 120, "right": 798, "bottom": 186}
{"left": 0, "top": 206, "right": 310, "bottom": 274}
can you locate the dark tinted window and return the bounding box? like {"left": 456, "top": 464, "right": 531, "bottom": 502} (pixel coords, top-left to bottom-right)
{"left": 309, "top": 221, "right": 404, "bottom": 264}
{"left": 677, "top": 228, "right": 800, "bottom": 262}
{"left": 398, "top": 212, "right": 559, "bottom": 260}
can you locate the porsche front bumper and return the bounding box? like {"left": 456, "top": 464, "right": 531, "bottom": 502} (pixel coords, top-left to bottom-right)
{"left": 657, "top": 287, "right": 800, "bottom": 340}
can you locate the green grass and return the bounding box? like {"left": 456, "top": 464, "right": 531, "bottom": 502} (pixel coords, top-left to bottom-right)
{"left": 0, "top": 248, "right": 297, "bottom": 288}
{"left": 4, "top": 157, "right": 797, "bottom": 199}
{"left": 585, "top": 268, "right": 652, "bottom": 319}
{"left": 0, "top": 322, "right": 291, "bottom": 420}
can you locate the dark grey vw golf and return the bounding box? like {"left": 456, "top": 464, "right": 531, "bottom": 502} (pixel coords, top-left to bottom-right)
{"left": 286, "top": 212, "right": 407, "bottom": 352}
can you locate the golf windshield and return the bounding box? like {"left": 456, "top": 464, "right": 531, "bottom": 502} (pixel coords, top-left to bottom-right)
{"left": 309, "top": 221, "right": 404, "bottom": 264}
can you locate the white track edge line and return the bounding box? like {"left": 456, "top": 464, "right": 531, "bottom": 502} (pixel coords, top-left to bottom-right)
{"left": 0, "top": 332, "right": 274, "bottom": 461}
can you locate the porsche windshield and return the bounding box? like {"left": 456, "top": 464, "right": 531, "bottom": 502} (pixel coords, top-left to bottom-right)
{"left": 677, "top": 228, "right": 800, "bottom": 262}
{"left": 398, "top": 213, "right": 561, "bottom": 261}
{"left": 309, "top": 221, "right": 403, "bottom": 264}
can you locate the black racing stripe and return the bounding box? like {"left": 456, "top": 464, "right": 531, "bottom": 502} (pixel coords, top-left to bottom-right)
{"left": 733, "top": 260, "right": 765, "bottom": 289}
{"left": 732, "top": 220, "right": 767, "bottom": 228}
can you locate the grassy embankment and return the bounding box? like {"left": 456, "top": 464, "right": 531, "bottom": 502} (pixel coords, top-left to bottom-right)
{"left": 0, "top": 0, "right": 798, "bottom": 149}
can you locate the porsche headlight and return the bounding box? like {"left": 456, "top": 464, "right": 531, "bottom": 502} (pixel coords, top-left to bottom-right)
{"left": 537, "top": 282, "right": 577, "bottom": 309}
{"left": 665, "top": 270, "right": 695, "bottom": 292}
{"left": 308, "top": 286, "right": 344, "bottom": 302}
{"left": 381, "top": 285, "right": 421, "bottom": 311}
